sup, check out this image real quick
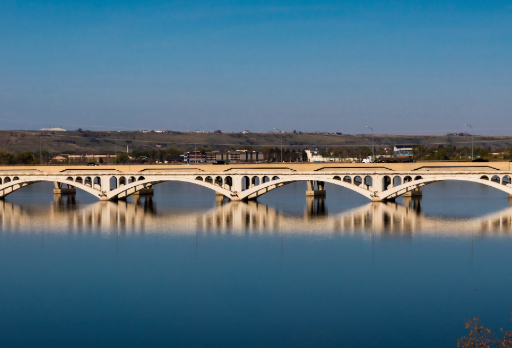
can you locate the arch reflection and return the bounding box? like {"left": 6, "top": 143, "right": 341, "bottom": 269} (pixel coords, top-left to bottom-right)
{"left": 0, "top": 196, "right": 511, "bottom": 237}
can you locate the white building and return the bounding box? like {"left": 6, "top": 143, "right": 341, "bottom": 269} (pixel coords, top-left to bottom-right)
{"left": 39, "top": 127, "right": 66, "bottom": 131}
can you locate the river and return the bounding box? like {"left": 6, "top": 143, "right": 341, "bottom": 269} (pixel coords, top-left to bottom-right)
{"left": 0, "top": 181, "right": 511, "bottom": 347}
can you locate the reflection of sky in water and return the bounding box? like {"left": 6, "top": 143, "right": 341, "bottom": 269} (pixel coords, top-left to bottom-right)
{"left": 0, "top": 181, "right": 512, "bottom": 348}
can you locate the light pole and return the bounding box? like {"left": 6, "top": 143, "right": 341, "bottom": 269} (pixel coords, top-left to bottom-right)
{"left": 366, "top": 126, "right": 374, "bottom": 161}
{"left": 465, "top": 123, "right": 473, "bottom": 159}
{"left": 274, "top": 128, "right": 283, "bottom": 162}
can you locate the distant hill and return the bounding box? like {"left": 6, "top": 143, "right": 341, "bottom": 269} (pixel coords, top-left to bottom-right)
{"left": 0, "top": 130, "right": 511, "bottom": 155}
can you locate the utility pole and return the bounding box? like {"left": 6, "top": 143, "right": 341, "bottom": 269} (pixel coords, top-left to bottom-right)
{"left": 39, "top": 135, "right": 42, "bottom": 164}
{"left": 465, "top": 123, "right": 473, "bottom": 159}
{"left": 114, "top": 138, "right": 117, "bottom": 164}
{"left": 366, "top": 126, "right": 374, "bottom": 161}
{"left": 274, "top": 128, "right": 283, "bottom": 162}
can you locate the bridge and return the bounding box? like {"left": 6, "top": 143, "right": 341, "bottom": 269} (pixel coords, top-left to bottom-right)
{"left": 1, "top": 162, "right": 512, "bottom": 202}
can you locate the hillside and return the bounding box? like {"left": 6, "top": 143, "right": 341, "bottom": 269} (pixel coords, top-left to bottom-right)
{"left": 1, "top": 130, "right": 512, "bottom": 155}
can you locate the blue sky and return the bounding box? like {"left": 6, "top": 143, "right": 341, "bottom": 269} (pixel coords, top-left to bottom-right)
{"left": 0, "top": 0, "right": 511, "bottom": 134}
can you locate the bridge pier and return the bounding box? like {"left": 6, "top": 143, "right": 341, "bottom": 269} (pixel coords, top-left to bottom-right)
{"left": 132, "top": 188, "right": 154, "bottom": 195}
{"left": 216, "top": 192, "right": 227, "bottom": 201}
{"left": 306, "top": 180, "right": 326, "bottom": 197}
{"left": 53, "top": 182, "right": 76, "bottom": 194}
{"left": 403, "top": 188, "right": 422, "bottom": 197}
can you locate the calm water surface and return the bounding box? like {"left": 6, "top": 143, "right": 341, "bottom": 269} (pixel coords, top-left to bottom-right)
{"left": 0, "top": 181, "right": 511, "bottom": 348}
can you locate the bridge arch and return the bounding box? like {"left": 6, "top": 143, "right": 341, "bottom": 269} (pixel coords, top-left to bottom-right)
{"left": 241, "top": 176, "right": 250, "bottom": 191}
{"left": 0, "top": 177, "right": 103, "bottom": 199}
{"left": 237, "top": 176, "right": 373, "bottom": 201}
{"left": 383, "top": 175, "right": 392, "bottom": 191}
{"left": 380, "top": 176, "right": 512, "bottom": 201}
{"left": 364, "top": 176, "right": 372, "bottom": 188}
{"left": 224, "top": 176, "right": 232, "bottom": 189}
{"left": 94, "top": 177, "right": 101, "bottom": 189}
{"left": 107, "top": 176, "right": 235, "bottom": 200}
{"left": 110, "top": 176, "right": 118, "bottom": 190}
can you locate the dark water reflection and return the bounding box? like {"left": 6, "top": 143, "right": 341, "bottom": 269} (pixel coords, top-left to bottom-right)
{"left": 0, "top": 181, "right": 511, "bottom": 348}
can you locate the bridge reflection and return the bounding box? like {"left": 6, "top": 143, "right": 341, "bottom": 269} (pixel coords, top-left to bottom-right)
{"left": 0, "top": 195, "right": 511, "bottom": 237}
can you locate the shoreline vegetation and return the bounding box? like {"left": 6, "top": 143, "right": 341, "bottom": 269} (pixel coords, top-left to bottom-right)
{"left": 2, "top": 130, "right": 512, "bottom": 164}
{"left": 458, "top": 316, "right": 512, "bottom": 347}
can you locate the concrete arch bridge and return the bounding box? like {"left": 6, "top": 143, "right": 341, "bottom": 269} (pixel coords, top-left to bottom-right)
{"left": 1, "top": 163, "right": 512, "bottom": 202}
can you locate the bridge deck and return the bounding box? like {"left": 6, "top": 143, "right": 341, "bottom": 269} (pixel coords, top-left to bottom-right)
{"left": 0, "top": 162, "right": 511, "bottom": 173}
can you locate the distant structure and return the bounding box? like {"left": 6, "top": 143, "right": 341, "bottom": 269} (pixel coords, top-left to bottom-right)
{"left": 214, "top": 130, "right": 222, "bottom": 134}
{"left": 394, "top": 145, "right": 413, "bottom": 157}
{"left": 139, "top": 130, "right": 176, "bottom": 133}
{"left": 447, "top": 132, "right": 471, "bottom": 136}
{"left": 305, "top": 150, "right": 324, "bottom": 162}
{"left": 305, "top": 150, "right": 343, "bottom": 163}
{"left": 51, "top": 155, "right": 67, "bottom": 163}
{"left": 184, "top": 150, "right": 265, "bottom": 164}
{"left": 242, "top": 130, "right": 250, "bottom": 134}
{"left": 51, "top": 154, "right": 117, "bottom": 164}
{"left": 39, "top": 127, "right": 66, "bottom": 131}
{"left": 183, "top": 151, "right": 206, "bottom": 164}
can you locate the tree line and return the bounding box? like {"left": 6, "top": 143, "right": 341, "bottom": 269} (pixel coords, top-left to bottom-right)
{"left": 2, "top": 144, "right": 512, "bottom": 165}
{"left": 0, "top": 149, "right": 46, "bottom": 165}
